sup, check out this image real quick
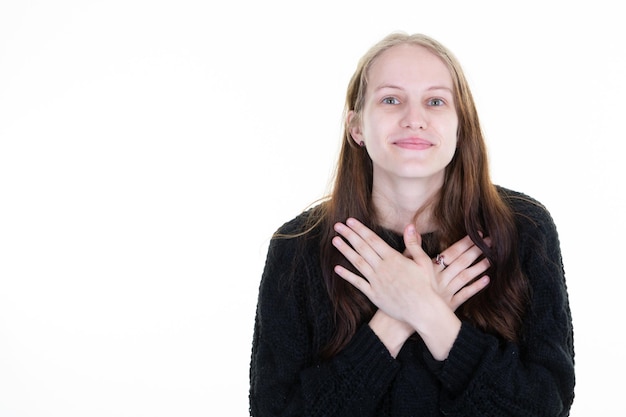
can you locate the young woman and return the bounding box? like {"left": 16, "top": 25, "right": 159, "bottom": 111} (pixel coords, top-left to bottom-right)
{"left": 249, "top": 32, "right": 575, "bottom": 416}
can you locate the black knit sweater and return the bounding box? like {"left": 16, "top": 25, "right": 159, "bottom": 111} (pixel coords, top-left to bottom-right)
{"left": 249, "top": 187, "right": 575, "bottom": 416}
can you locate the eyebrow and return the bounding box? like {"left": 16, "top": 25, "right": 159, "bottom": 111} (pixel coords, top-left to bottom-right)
{"left": 374, "top": 84, "right": 453, "bottom": 93}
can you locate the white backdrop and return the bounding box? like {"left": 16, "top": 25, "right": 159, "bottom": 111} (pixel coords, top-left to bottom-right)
{"left": 1, "top": 1, "right": 623, "bottom": 416}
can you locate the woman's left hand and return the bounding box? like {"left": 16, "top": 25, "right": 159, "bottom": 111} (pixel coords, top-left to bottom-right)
{"left": 419, "top": 234, "right": 491, "bottom": 311}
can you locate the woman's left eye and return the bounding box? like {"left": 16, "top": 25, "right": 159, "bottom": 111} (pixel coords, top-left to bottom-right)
{"left": 428, "top": 98, "right": 445, "bottom": 106}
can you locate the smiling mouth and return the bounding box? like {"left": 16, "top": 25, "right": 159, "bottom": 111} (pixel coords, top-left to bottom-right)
{"left": 393, "top": 139, "right": 433, "bottom": 150}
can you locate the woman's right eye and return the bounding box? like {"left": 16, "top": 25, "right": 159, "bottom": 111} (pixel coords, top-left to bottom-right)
{"left": 382, "top": 97, "right": 400, "bottom": 105}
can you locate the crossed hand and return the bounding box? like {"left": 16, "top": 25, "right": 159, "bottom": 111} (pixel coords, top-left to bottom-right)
{"left": 332, "top": 218, "right": 491, "bottom": 324}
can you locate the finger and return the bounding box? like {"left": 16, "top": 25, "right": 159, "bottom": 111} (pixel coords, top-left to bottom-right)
{"left": 450, "top": 275, "right": 490, "bottom": 310}
{"left": 334, "top": 264, "right": 372, "bottom": 297}
{"left": 447, "top": 258, "right": 491, "bottom": 294}
{"left": 337, "top": 218, "right": 394, "bottom": 261}
{"left": 333, "top": 221, "right": 383, "bottom": 268}
{"left": 346, "top": 218, "right": 396, "bottom": 259}
{"left": 403, "top": 224, "right": 427, "bottom": 262}
{"left": 439, "top": 234, "right": 491, "bottom": 267}
{"left": 441, "top": 235, "right": 475, "bottom": 263}
{"left": 438, "top": 241, "right": 486, "bottom": 280}
{"left": 332, "top": 235, "right": 375, "bottom": 278}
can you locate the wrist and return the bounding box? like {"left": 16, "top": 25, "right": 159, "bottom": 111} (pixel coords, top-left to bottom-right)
{"left": 369, "top": 310, "right": 414, "bottom": 358}
{"left": 408, "top": 295, "right": 461, "bottom": 360}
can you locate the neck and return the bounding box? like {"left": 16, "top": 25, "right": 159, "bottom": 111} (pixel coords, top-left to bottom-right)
{"left": 371, "top": 173, "right": 443, "bottom": 235}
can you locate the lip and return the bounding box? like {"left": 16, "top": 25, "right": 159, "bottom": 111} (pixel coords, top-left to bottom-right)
{"left": 392, "top": 137, "right": 434, "bottom": 150}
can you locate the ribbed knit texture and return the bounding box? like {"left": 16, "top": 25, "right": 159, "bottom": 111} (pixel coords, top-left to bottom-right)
{"left": 249, "top": 187, "right": 575, "bottom": 416}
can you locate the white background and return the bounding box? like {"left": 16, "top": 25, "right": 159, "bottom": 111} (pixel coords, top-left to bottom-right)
{"left": 0, "top": 1, "right": 623, "bottom": 416}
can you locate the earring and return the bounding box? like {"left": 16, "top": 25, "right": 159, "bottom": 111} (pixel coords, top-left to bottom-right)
{"left": 359, "top": 141, "right": 365, "bottom": 147}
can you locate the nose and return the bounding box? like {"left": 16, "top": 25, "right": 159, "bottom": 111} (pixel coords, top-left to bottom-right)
{"left": 401, "top": 102, "right": 427, "bottom": 130}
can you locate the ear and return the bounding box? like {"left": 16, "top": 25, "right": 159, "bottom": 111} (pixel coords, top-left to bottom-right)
{"left": 347, "top": 110, "right": 363, "bottom": 146}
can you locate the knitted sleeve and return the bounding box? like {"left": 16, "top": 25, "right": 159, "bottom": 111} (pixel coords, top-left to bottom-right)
{"left": 431, "top": 193, "right": 576, "bottom": 416}
{"left": 249, "top": 217, "right": 400, "bottom": 417}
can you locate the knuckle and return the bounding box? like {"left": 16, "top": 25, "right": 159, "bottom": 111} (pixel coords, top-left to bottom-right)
{"left": 353, "top": 257, "right": 368, "bottom": 271}
{"left": 457, "top": 269, "right": 475, "bottom": 283}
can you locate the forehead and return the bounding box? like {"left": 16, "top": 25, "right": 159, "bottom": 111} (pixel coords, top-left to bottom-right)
{"left": 367, "top": 43, "right": 453, "bottom": 88}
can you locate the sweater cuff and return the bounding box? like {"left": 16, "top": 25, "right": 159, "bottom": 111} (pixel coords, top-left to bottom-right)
{"left": 341, "top": 324, "right": 400, "bottom": 390}
{"left": 426, "top": 322, "right": 488, "bottom": 396}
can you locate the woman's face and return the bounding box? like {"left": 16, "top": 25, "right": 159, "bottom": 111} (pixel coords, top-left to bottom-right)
{"left": 349, "top": 43, "right": 458, "bottom": 188}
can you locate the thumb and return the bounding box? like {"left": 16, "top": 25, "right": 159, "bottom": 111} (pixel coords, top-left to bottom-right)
{"left": 403, "top": 224, "right": 424, "bottom": 260}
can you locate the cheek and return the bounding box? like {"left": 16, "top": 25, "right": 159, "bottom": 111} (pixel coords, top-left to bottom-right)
{"left": 359, "top": 115, "right": 381, "bottom": 140}
{"left": 444, "top": 117, "right": 459, "bottom": 145}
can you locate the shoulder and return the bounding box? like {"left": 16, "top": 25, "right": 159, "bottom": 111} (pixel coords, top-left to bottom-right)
{"left": 265, "top": 203, "right": 327, "bottom": 269}
{"left": 259, "top": 205, "right": 329, "bottom": 314}
{"left": 496, "top": 186, "right": 563, "bottom": 266}
{"left": 274, "top": 204, "right": 325, "bottom": 237}
{"left": 496, "top": 186, "right": 556, "bottom": 233}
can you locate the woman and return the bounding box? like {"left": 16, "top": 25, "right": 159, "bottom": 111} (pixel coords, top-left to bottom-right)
{"left": 249, "top": 32, "right": 575, "bottom": 416}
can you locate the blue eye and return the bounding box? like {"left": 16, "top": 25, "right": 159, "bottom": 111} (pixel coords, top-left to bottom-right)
{"left": 382, "top": 97, "right": 400, "bottom": 105}
{"left": 428, "top": 98, "right": 445, "bottom": 106}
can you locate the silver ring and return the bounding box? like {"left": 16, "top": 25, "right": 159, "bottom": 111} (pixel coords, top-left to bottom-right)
{"left": 434, "top": 254, "right": 447, "bottom": 268}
